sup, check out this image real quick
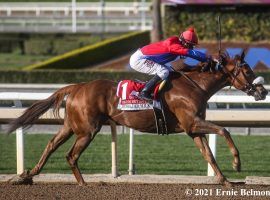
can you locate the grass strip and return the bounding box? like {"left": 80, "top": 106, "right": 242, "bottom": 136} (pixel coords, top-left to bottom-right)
{"left": 0, "top": 134, "right": 269, "bottom": 179}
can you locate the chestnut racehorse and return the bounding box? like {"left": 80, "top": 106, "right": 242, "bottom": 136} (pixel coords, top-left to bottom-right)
{"left": 7, "top": 52, "right": 268, "bottom": 186}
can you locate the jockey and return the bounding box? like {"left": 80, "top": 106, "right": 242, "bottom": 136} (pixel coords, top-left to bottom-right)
{"left": 129, "top": 27, "right": 213, "bottom": 101}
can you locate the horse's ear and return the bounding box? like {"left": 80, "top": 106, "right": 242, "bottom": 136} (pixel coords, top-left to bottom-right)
{"left": 240, "top": 49, "right": 246, "bottom": 62}
{"left": 234, "top": 54, "right": 240, "bottom": 61}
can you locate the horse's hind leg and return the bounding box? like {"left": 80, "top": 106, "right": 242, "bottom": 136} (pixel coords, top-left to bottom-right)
{"left": 66, "top": 130, "right": 99, "bottom": 186}
{"left": 10, "top": 124, "right": 73, "bottom": 184}
{"left": 191, "top": 135, "right": 232, "bottom": 186}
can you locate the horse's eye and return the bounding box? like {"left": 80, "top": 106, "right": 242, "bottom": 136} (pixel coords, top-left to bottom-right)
{"left": 245, "top": 70, "right": 253, "bottom": 76}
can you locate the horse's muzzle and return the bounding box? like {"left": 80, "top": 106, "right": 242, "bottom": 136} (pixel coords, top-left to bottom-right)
{"left": 253, "top": 85, "right": 268, "bottom": 101}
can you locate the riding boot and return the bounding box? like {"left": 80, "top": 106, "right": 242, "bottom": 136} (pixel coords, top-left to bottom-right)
{"left": 140, "top": 75, "right": 162, "bottom": 101}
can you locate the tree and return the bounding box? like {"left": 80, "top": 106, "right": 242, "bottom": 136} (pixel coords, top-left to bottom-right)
{"left": 151, "top": 0, "right": 163, "bottom": 42}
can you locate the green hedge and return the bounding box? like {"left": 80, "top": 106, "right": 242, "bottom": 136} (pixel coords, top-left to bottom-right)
{"left": 25, "top": 39, "right": 54, "bottom": 55}
{"left": 0, "top": 33, "right": 105, "bottom": 55}
{"left": 24, "top": 35, "right": 103, "bottom": 55}
{"left": 0, "top": 70, "right": 149, "bottom": 83}
{"left": 0, "top": 70, "right": 269, "bottom": 84}
{"left": 23, "top": 31, "right": 150, "bottom": 70}
{"left": 0, "top": 39, "right": 19, "bottom": 53}
{"left": 51, "top": 36, "right": 102, "bottom": 55}
{"left": 164, "top": 5, "right": 270, "bottom": 41}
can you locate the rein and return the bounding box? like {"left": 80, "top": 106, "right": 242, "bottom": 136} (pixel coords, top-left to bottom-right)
{"left": 174, "top": 70, "right": 207, "bottom": 94}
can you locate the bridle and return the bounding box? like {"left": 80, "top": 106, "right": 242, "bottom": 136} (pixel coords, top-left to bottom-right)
{"left": 174, "top": 54, "right": 262, "bottom": 96}
{"left": 221, "top": 60, "right": 257, "bottom": 95}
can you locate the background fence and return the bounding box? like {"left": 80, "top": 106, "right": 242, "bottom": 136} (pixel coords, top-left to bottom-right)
{"left": 0, "top": 2, "right": 152, "bottom": 33}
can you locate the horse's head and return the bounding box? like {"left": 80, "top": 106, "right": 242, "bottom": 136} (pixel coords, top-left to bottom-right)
{"left": 221, "top": 51, "right": 268, "bottom": 101}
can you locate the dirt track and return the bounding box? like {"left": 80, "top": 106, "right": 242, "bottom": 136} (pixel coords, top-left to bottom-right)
{"left": 1, "top": 182, "right": 269, "bottom": 200}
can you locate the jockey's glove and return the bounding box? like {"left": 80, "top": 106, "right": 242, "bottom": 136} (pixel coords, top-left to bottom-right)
{"left": 213, "top": 58, "right": 222, "bottom": 71}
{"left": 201, "top": 58, "right": 221, "bottom": 72}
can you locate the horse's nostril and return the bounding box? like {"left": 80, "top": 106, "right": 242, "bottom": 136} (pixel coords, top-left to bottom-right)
{"left": 262, "top": 90, "right": 268, "bottom": 96}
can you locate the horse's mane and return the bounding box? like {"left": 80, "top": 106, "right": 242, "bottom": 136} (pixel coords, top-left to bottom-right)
{"left": 171, "top": 60, "right": 204, "bottom": 73}
{"left": 219, "top": 50, "right": 230, "bottom": 66}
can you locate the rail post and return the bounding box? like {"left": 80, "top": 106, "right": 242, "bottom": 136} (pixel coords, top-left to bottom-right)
{"left": 71, "top": 0, "right": 77, "bottom": 33}
{"left": 207, "top": 134, "right": 217, "bottom": 176}
{"left": 110, "top": 121, "right": 118, "bottom": 178}
{"left": 128, "top": 128, "right": 135, "bottom": 175}
{"left": 207, "top": 102, "right": 217, "bottom": 176}
{"left": 14, "top": 100, "right": 24, "bottom": 174}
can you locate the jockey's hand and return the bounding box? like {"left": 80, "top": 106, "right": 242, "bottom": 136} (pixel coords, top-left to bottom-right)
{"left": 209, "top": 59, "right": 221, "bottom": 72}
{"left": 201, "top": 57, "right": 220, "bottom": 72}
{"left": 213, "top": 58, "right": 222, "bottom": 71}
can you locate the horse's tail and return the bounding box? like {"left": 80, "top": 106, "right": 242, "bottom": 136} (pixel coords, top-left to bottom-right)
{"left": 6, "top": 84, "right": 76, "bottom": 134}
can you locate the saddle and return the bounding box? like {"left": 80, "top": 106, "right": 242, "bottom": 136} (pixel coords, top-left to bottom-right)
{"left": 116, "top": 79, "right": 168, "bottom": 135}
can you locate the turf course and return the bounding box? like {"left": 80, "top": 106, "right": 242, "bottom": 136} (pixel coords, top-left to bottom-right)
{"left": 0, "top": 134, "right": 269, "bottom": 179}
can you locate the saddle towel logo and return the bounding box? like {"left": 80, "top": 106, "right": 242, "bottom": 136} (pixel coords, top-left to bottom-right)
{"left": 116, "top": 80, "right": 161, "bottom": 110}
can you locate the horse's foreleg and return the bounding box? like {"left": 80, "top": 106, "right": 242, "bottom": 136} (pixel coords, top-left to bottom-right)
{"left": 66, "top": 134, "right": 94, "bottom": 186}
{"left": 191, "top": 118, "right": 241, "bottom": 173}
{"left": 191, "top": 135, "right": 231, "bottom": 185}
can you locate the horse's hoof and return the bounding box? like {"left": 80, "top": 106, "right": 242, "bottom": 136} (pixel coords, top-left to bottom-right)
{"left": 78, "top": 182, "right": 87, "bottom": 186}
{"left": 223, "top": 180, "right": 234, "bottom": 188}
{"left": 8, "top": 170, "right": 33, "bottom": 185}
{"left": 8, "top": 175, "right": 33, "bottom": 185}
{"left": 233, "top": 162, "right": 241, "bottom": 172}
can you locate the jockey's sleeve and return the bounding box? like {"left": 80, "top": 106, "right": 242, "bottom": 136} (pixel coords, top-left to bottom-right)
{"left": 186, "top": 50, "right": 208, "bottom": 62}
{"left": 169, "top": 43, "right": 208, "bottom": 62}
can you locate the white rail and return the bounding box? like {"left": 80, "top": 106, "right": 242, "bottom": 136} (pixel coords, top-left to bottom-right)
{"left": 0, "top": 90, "right": 269, "bottom": 177}
{"left": 209, "top": 94, "right": 270, "bottom": 103}
{"left": 0, "top": 2, "right": 151, "bottom": 16}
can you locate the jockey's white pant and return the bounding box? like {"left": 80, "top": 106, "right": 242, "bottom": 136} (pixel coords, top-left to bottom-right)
{"left": 129, "top": 49, "right": 170, "bottom": 80}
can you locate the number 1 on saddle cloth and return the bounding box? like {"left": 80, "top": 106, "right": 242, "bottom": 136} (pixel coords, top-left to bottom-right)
{"left": 116, "top": 79, "right": 168, "bottom": 135}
